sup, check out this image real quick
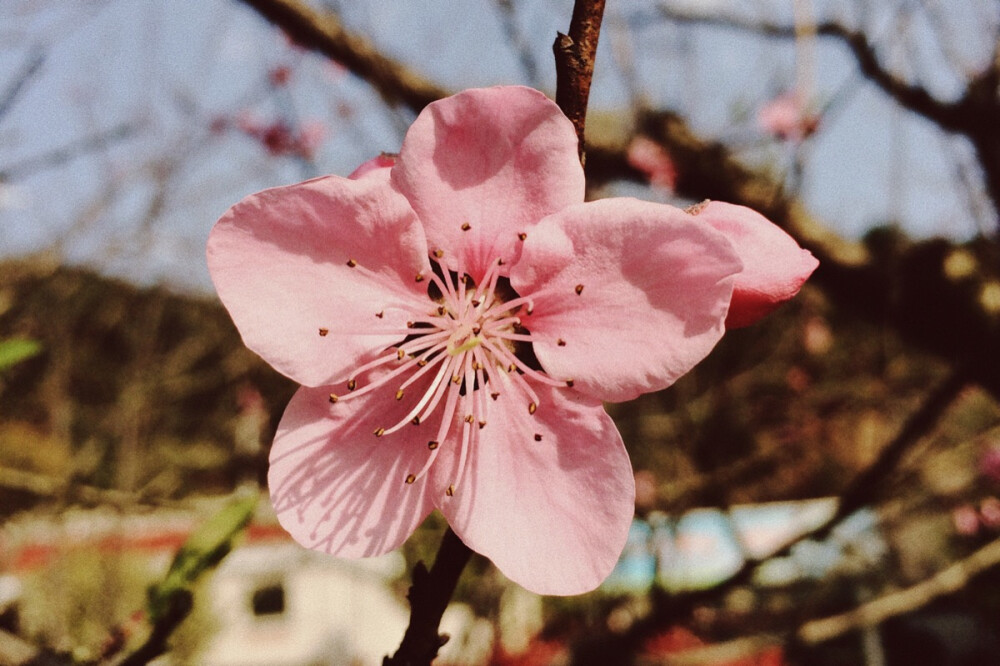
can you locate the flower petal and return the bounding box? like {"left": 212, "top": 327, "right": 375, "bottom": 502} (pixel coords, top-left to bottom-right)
{"left": 348, "top": 153, "right": 397, "bottom": 181}
{"left": 686, "top": 201, "right": 819, "bottom": 328}
{"left": 269, "top": 380, "right": 436, "bottom": 558}
{"left": 434, "top": 374, "right": 635, "bottom": 595}
{"left": 510, "top": 198, "right": 741, "bottom": 403}
{"left": 392, "top": 86, "right": 584, "bottom": 281}
{"left": 207, "top": 175, "right": 431, "bottom": 386}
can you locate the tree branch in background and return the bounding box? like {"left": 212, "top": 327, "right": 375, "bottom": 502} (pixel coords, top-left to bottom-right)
{"left": 653, "top": 6, "right": 966, "bottom": 130}
{"left": 0, "top": 122, "right": 142, "bottom": 180}
{"left": 239, "top": 0, "right": 447, "bottom": 113}
{"left": 652, "top": 4, "right": 1000, "bottom": 228}
{"left": 0, "top": 46, "right": 46, "bottom": 122}
{"left": 553, "top": 0, "right": 607, "bottom": 162}
{"left": 574, "top": 365, "right": 970, "bottom": 664}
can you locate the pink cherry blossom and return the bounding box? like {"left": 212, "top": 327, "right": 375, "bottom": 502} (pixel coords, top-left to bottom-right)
{"left": 207, "top": 86, "right": 812, "bottom": 595}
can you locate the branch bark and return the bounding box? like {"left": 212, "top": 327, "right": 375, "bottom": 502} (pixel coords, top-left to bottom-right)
{"left": 382, "top": 529, "right": 473, "bottom": 666}
{"left": 239, "top": 0, "right": 447, "bottom": 112}
{"left": 553, "top": 0, "right": 607, "bottom": 163}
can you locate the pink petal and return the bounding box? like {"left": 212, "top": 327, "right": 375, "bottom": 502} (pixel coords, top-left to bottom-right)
{"left": 268, "top": 381, "right": 436, "bottom": 557}
{"left": 207, "top": 175, "right": 431, "bottom": 386}
{"left": 392, "top": 86, "right": 584, "bottom": 281}
{"left": 347, "top": 153, "right": 397, "bottom": 181}
{"left": 509, "top": 198, "right": 741, "bottom": 403}
{"left": 687, "top": 201, "right": 819, "bottom": 328}
{"left": 434, "top": 374, "right": 635, "bottom": 595}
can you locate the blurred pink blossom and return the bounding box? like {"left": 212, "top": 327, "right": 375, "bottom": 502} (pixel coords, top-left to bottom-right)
{"left": 626, "top": 136, "right": 677, "bottom": 191}
{"left": 758, "top": 93, "right": 821, "bottom": 142}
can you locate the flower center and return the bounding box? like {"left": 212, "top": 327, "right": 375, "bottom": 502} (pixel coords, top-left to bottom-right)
{"left": 322, "top": 254, "right": 569, "bottom": 497}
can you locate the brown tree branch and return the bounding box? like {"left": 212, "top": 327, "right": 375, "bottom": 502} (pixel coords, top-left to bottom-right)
{"left": 382, "top": 528, "right": 474, "bottom": 666}
{"left": 653, "top": 6, "right": 968, "bottom": 131}
{"left": 238, "top": 0, "right": 447, "bottom": 113}
{"left": 553, "top": 0, "right": 607, "bottom": 163}
{"left": 654, "top": 535, "right": 1000, "bottom": 665}
{"left": 572, "top": 365, "right": 970, "bottom": 664}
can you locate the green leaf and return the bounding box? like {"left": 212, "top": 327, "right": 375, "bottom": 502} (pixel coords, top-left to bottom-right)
{"left": 147, "top": 492, "right": 258, "bottom": 623}
{"left": 0, "top": 338, "right": 43, "bottom": 373}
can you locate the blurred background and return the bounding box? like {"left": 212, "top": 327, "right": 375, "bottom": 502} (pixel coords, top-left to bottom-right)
{"left": 1, "top": 0, "right": 999, "bottom": 664}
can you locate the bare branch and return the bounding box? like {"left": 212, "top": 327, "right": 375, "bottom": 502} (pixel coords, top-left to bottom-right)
{"left": 799, "top": 536, "right": 1000, "bottom": 644}
{"left": 383, "top": 528, "right": 474, "bottom": 666}
{"left": 0, "top": 46, "right": 45, "bottom": 122}
{"left": 553, "top": 0, "right": 607, "bottom": 162}
{"left": 0, "top": 122, "right": 141, "bottom": 180}
{"left": 658, "top": 536, "right": 1000, "bottom": 664}
{"left": 653, "top": 6, "right": 968, "bottom": 132}
{"left": 238, "top": 0, "right": 447, "bottom": 113}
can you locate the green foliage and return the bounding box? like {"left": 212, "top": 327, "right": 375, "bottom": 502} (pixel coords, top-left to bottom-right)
{"left": 0, "top": 337, "right": 41, "bottom": 373}
{"left": 147, "top": 492, "right": 258, "bottom": 623}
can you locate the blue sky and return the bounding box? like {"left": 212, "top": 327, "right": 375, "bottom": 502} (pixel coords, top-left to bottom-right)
{"left": 1, "top": 0, "right": 996, "bottom": 291}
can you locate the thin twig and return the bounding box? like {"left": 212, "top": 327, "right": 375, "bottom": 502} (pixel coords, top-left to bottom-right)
{"left": 553, "top": 0, "right": 607, "bottom": 163}
{"left": 383, "top": 528, "right": 474, "bottom": 666}
{"left": 239, "top": 0, "right": 447, "bottom": 112}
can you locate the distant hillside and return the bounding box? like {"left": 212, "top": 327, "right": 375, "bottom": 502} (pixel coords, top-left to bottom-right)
{"left": 0, "top": 258, "right": 295, "bottom": 513}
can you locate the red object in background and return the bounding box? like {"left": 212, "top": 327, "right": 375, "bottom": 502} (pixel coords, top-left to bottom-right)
{"left": 645, "top": 626, "right": 785, "bottom": 666}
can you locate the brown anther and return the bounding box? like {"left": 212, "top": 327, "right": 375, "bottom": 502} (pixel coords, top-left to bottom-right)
{"left": 405, "top": 474, "right": 416, "bottom": 485}
{"left": 417, "top": 359, "right": 428, "bottom": 367}
{"left": 472, "top": 325, "right": 481, "bottom": 335}
{"left": 433, "top": 248, "right": 445, "bottom": 258}
{"left": 464, "top": 414, "right": 474, "bottom": 424}
{"left": 566, "top": 379, "right": 575, "bottom": 387}
{"left": 412, "top": 416, "right": 421, "bottom": 425}
{"left": 534, "top": 433, "right": 542, "bottom": 442}
{"left": 471, "top": 299, "right": 481, "bottom": 307}
{"left": 528, "top": 402, "right": 537, "bottom": 415}
{"left": 395, "top": 389, "right": 405, "bottom": 400}
{"left": 557, "top": 338, "right": 566, "bottom": 347}
{"left": 347, "top": 379, "right": 357, "bottom": 391}
{"left": 373, "top": 427, "right": 385, "bottom": 437}
{"left": 437, "top": 305, "right": 446, "bottom": 316}
{"left": 396, "top": 349, "right": 405, "bottom": 360}
{"left": 407, "top": 321, "right": 415, "bottom": 328}
{"left": 478, "top": 421, "right": 487, "bottom": 429}
{"left": 328, "top": 393, "right": 339, "bottom": 403}
{"left": 346, "top": 258, "right": 357, "bottom": 267}
{"left": 318, "top": 327, "right": 329, "bottom": 336}
{"left": 575, "top": 284, "right": 584, "bottom": 295}
{"left": 490, "top": 392, "right": 500, "bottom": 400}
{"left": 517, "top": 232, "right": 527, "bottom": 241}
{"left": 446, "top": 485, "right": 455, "bottom": 497}
{"left": 461, "top": 222, "right": 471, "bottom": 231}
{"left": 428, "top": 440, "right": 439, "bottom": 450}
{"left": 375, "top": 311, "right": 384, "bottom": 319}
{"left": 415, "top": 273, "right": 425, "bottom": 283}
